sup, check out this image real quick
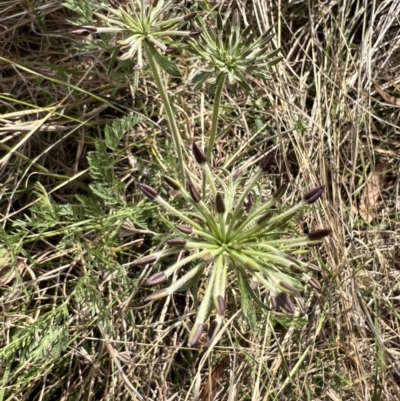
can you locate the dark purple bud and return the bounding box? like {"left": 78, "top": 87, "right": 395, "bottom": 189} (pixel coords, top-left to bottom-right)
{"left": 183, "top": 12, "right": 197, "bottom": 21}
{"left": 215, "top": 193, "right": 226, "bottom": 214}
{"left": 290, "top": 265, "right": 303, "bottom": 274}
{"left": 133, "top": 255, "right": 157, "bottom": 266}
{"left": 260, "top": 151, "right": 275, "bottom": 172}
{"left": 279, "top": 281, "right": 301, "bottom": 297}
{"left": 307, "top": 264, "right": 322, "bottom": 272}
{"left": 188, "top": 182, "right": 201, "bottom": 203}
{"left": 139, "top": 183, "right": 158, "bottom": 200}
{"left": 167, "top": 238, "right": 187, "bottom": 248}
{"left": 82, "top": 25, "right": 97, "bottom": 32}
{"left": 165, "top": 46, "right": 178, "bottom": 55}
{"left": 303, "top": 186, "right": 324, "bottom": 204}
{"left": 189, "top": 323, "right": 204, "bottom": 346}
{"left": 207, "top": 320, "right": 219, "bottom": 341}
{"left": 176, "top": 224, "right": 193, "bottom": 235}
{"left": 108, "top": 0, "right": 120, "bottom": 8}
{"left": 257, "top": 212, "right": 273, "bottom": 225}
{"left": 163, "top": 175, "right": 181, "bottom": 190}
{"left": 308, "top": 277, "right": 322, "bottom": 291}
{"left": 192, "top": 142, "right": 206, "bottom": 165}
{"left": 72, "top": 28, "right": 94, "bottom": 36}
{"left": 275, "top": 292, "right": 295, "bottom": 314}
{"left": 144, "top": 272, "right": 167, "bottom": 286}
{"left": 216, "top": 295, "right": 226, "bottom": 316}
{"left": 152, "top": 0, "right": 159, "bottom": 7}
{"left": 308, "top": 229, "right": 331, "bottom": 241}
{"left": 245, "top": 192, "right": 254, "bottom": 212}
{"left": 189, "top": 29, "right": 203, "bottom": 38}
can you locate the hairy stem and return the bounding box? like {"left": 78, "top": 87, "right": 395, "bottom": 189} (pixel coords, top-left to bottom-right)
{"left": 202, "top": 73, "right": 227, "bottom": 197}
{"left": 145, "top": 43, "right": 186, "bottom": 185}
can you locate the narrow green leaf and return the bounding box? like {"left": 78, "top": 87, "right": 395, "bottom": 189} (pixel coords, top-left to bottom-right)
{"left": 192, "top": 71, "right": 211, "bottom": 90}
{"left": 236, "top": 74, "right": 252, "bottom": 93}
{"left": 146, "top": 42, "right": 182, "bottom": 78}
{"left": 237, "top": 272, "right": 257, "bottom": 330}
{"left": 267, "top": 57, "right": 284, "bottom": 67}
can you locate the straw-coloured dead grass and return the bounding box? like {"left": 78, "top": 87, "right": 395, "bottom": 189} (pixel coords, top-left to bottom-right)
{"left": 1, "top": 0, "right": 400, "bottom": 400}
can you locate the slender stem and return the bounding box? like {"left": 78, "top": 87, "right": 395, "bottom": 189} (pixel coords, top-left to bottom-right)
{"left": 202, "top": 73, "right": 227, "bottom": 197}
{"left": 206, "top": 73, "right": 227, "bottom": 163}
{"left": 157, "top": 197, "right": 202, "bottom": 230}
{"left": 145, "top": 43, "right": 186, "bottom": 185}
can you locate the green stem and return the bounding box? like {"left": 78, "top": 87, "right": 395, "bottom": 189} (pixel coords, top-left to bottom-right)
{"left": 207, "top": 73, "right": 227, "bottom": 163}
{"left": 145, "top": 43, "right": 186, "bottom": 185}
{"left": 202, "top": 73, "right": 227, "bottom": 197}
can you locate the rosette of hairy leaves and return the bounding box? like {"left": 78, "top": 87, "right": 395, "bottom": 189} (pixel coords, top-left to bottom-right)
{"left": 72, "top": 0, "right": 196, "bottom": 73}
{"left": 189, "top": 13, "right": 283, "bottom": 92}
{"left": 136, "top": 145, "right": 329, "bottom": 346}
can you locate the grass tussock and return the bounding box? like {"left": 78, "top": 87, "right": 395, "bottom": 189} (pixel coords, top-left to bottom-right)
{"left": 1, "top": 0, "right": 400, "bottom": 400}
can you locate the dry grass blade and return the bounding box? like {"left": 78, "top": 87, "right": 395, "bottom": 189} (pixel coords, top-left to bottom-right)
{"left": 200, "top": 355, "right": 230, "bottom": 401}
{"left": 1, "top": 0, "right": 400, "bottom": 400}
{"left": 375, "top": 84, "right": 400, "bottom": 107}
{"left": 359, "top": 162, "right": 390, "bottom": 222}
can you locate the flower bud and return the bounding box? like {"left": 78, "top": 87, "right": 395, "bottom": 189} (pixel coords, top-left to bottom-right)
{"left": 308, "top": 229, "right": 331, "bottom": 241}
{"left": 215, "top": 193, "right": 226, "bottom": 214}
{"left": 144, "top": 272, "right": 167, "bottom": 286}
{"left": 216, "top": 295, "right": 226, "bottom": 316}
{"left": 275, "top": 292, "right": 295, "bottom": 314}
{"left": 303, "top": 186, "right": 324, "bottom": 204}
{"left": 279, "top": 281, "right": 301, "bottom": 297}
{"left": 188, "top": 182, "right": 201, "bottom": 203}
{"left": 260, "top": 151, "right": 275, "bottom": 172}
{"left": 72, "top": 28, "right": 94, "bottom": 36}
{"left": 189, "top": 323, "right": 205, "bottom": 346}
{"left": 308, "top": 277, "right": 322, "bottom": 291}
{"left": 183, "top": 12, "right": 197, "bottom": 21}
{"left": 207, "top": 319, "right": 219, "bottom": 341}
{"left": 189, "top": 29, "right": 203, "bottom": 38}
{"left": 165, "top": 46, "right": 178, "bottom": 55}
{"left": 192, "top": 142, "right": 206, "bottom": 165}
{"left": 176, "top": 224, "right": 193, "bottom": 235}
{"left": 82, "top": 25, "right": 97, "bottom": 32}
{"left": 163, "top": 175, "right": 181, "bottom": 190}
{"left": 270, "top": 296, "right": 278, "bottom": 310}
{"left": 139, "top": 183, "right": 158, "bottom": 200}
{"left": 290, "top": 265, "right": 303, "bottom": 274}
{"left": 307, "top": 264, "right": 322, "bottom": 272}
{"left": 167, "top": 238, "right": 187, "bottom": 248}
{"left": 133, "top": 255, "right": 157, "bottom": 266}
